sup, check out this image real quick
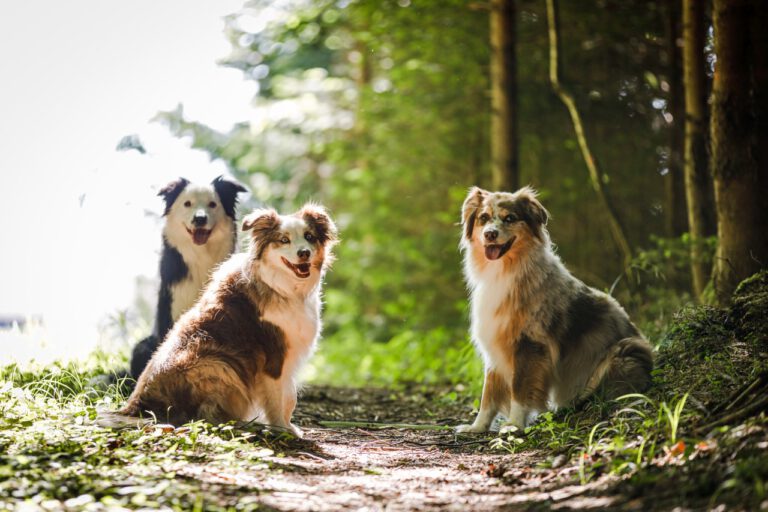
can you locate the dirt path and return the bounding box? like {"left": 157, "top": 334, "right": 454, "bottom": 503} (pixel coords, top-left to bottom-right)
{"left": 183, "top": 386, "right": 632, "bottom": 511}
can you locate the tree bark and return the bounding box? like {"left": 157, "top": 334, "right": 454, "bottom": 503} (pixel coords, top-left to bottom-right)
{"left": 665, "top": 0, "right": 688, "bottom": 239}
{"left": 490, "top": 0, "right": 519, "bottom": 191}
{"left": 710, "top": 0, "right": 768, "bottom": 304}
{"left": 545, "top": 0, "right": 633, "bottom": 273}
{"left": 682, "top": 0, "right": 717, "bottom": 299}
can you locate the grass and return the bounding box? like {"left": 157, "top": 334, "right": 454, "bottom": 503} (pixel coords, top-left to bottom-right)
{"left": 0, "top": 361, "right": 285, "bottom": 511}
{"left": 0, "top": 271, "right": 766, "bottom": 510}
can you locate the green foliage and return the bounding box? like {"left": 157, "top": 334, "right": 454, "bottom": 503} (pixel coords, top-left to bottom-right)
{"left": 152, "top": 0, "right": 699, "bottom": 389}
{"left": 0, "top": 362, "right": 277, "bottom": 511}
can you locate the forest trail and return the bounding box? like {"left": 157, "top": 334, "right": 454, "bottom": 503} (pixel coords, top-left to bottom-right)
{"left": 186, "top": 386, "right": 637, "bottom": 512}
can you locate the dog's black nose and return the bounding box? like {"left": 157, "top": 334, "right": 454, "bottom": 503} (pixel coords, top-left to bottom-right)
{"left": 484, "top": 230, "right": 499, "bottom": 242}
{"left": 297, "top": 248, "right": 311, "bottom": 261}
{"left": 192, "top": 214, "right": 207, "bottom": 227}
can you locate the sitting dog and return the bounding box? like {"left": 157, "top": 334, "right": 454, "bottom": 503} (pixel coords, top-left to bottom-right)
{"left": 456, "top": 186, "right": 653, "bottom": 433}
{"left": 129, "top": 176, "right": 247, "bottom": 379}
{"left": 113, "top": 205, "right": 338, "bottom": 436}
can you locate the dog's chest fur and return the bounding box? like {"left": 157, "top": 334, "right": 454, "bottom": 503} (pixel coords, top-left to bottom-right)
{"left": 469, "top": 264, "right": 522, "bottom": 370}
{"left": 262, "top": 294, "right": 320, "bottom": 379}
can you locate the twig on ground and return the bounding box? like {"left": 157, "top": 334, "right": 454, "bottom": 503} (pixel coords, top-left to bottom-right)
{"left": 696, "top": 392, "right": 768, "bottom": 434}
{"left": 711, "top": 373, "right": 767, "bottom": 415}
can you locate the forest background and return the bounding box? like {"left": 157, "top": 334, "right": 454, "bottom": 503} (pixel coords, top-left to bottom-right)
{"left": 144, "top": 0, "right": 765, "bottom": 393}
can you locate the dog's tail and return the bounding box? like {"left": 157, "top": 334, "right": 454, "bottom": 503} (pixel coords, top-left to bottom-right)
{"left": 581, "top": 337, "right": 654, "bottom": 401}
{"left": 602, "top": 337, "right": 654, "bottom": 399}
{"left": 95, "top": 408, "right": 152, "bottom": 429}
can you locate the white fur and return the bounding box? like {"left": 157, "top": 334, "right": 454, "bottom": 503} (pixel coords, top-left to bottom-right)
{"left": 240, "top": 213, "right": 330, "bottom": 436}
{"left": 163, "top": 184, "right": 235, "bottom": 321}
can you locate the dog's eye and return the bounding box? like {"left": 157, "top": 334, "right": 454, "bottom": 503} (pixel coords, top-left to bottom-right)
{"left": 478, "top": 213, "right": 490, "bottom": 223}
{"left": 504, "top": 214, "right": 517, "bottom": 223}
{"left": 184, "top": 201, "right": 192, "bottom": 207}
{"left": 208, "top": 201, "right": 217, "bottom": 208}
{"left": 280, "top": 237, "right": 290, "bottom": 244}
{"left": 304, "top": 232, "right": 315, "bottom": 243}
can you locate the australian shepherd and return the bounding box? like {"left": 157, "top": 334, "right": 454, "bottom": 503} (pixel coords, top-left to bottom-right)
{"left": 456, "top": 186, "right": 653, "bottom": 433}
{"left": 129, "top": 176, "right": 247, "bottom": 379}
{"left": 111, "top": 205, "right": 337, "bottom": 436}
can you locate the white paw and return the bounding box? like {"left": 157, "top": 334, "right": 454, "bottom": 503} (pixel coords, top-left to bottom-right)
{"left": 287, "top": 423, "right": 304, "bottom": 438}
{"left": 455, "top": 423, "right": 488, "bottom": 434}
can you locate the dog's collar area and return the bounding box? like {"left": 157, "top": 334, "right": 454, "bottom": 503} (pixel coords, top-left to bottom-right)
{"left": 281, "top": 257, "right": 311, "bottom": 279}
{"left": 484, "top": 237, "right": 515, "bottom": 261}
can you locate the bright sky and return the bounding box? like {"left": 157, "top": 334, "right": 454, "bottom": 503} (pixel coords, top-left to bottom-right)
{"left": 0, "top": 0, "right": 255, "bottom": 363}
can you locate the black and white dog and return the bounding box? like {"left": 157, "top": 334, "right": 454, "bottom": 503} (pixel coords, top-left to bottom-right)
{"left": 129, "top": 176, "right": 247, "bottom": 379}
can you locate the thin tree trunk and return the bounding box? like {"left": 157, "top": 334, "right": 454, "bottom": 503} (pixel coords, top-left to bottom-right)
{"left": 490, "top": 0, "right": 519, "bottom": 191}
{"left": 710, "top": 0, "right": 768, "bottom": 304}
{"left": 545, "top": 0, "right": 633, "bottom": 273}
{"left": 664, "top": 0, "right": 688, "bottom": 239}
{"left": 683, "top": 0, "right": 717, "bottom": 299}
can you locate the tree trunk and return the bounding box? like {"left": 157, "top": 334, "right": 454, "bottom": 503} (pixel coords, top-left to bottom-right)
{"left": 545, "top": 0, "right": 633, "bottom": 274}
{"left": 490, "top": 0, "right": 518, "bottom": 191}
{"left": 710, "top": 0, "right": 768, "bottom": 304}
{"left": 682, "top": 0, "right": 717, "bottom": 299}
{"left": 664, "top": 0, "right": 688, "bottom": 239}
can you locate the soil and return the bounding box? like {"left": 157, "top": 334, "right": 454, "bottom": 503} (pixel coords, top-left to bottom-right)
{"left": 179, "top": 385, "right": 644, "bottom": 512}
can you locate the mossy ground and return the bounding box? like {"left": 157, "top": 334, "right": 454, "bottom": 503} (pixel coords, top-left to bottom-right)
{"left": 1, "top": 272, "right": 766, "bottom": 511}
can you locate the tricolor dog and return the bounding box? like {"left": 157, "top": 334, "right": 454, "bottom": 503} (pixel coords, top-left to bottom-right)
{"left": 457, "top": 186, "right": 653, "bottom": 433}
{"left": 112, "top": 205, "right": 338, "bottom": 436}
{"left": 129, "top": 176, "right": 247, "bottom": 379}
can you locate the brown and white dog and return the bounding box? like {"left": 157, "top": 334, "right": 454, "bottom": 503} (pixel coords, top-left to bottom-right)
{"left": 456, "top": 186, "right": 653, "bottom": 433}
{"left": 112, "top": 204, "right": 338, "bottom": 436}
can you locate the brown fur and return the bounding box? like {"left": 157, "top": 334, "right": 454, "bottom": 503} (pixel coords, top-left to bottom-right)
{"left": 120, "top": 270, "right": 287, "bottom": 425}
{"left": 458, "top": 186, "right": 653, "bottom": 432}
{"left": 115, "top": 206, "right": 338, "bottom": 429}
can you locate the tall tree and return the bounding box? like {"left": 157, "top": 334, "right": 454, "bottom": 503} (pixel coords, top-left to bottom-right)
{"left": 664, "top": 1, "right": 688, "bottom": 239}
{"left": 710, "top": 0, "right": 768, "bottom": 304}
{"left": 490, "top": 0, "right": 519, "bottom": 191}
{"left": 545, "top": 0, "right": 633, "bottom": 273}
{"left": 682, "top": 0, "right": 716, "bottom": 298}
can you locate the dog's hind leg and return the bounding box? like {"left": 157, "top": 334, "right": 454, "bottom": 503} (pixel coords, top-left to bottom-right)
{"left": 456, "top": 369, "right": 511, "bottom": 433}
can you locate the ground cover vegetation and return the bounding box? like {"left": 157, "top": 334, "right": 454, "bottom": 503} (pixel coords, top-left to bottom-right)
{"left": 3, "top": 0, "right": 767, "bottom": 509}
{"left": 1, "top": 272, "right": 766, "bottom": 509}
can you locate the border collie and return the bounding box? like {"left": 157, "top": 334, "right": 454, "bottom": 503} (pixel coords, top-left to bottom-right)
{"left": 456, "top": 186, "right": 653, "bottom": 433}
{"left": 129, "top": 176, "right": 247, "bottom": 379}
{"left": 112, "top": 205, "right": 338, "bottom": 436}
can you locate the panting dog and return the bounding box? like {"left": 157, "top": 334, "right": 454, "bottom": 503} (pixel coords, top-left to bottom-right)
{"left": 109, "top": 205, "right": 338, "bottom": 436}
{"left": 129, "top": 176, "right": 247, "bottom": 380}
{"left": 456, "top": 186, "right": 653, "bottom": 433}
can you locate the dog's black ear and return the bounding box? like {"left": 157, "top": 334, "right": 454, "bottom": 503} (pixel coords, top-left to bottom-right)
{"left": 158, "top": 177, "right": 190, "bottom": 215}
{"left": 300, "top": 204, "right": 338, "bottom": 245}
{"left": 515, "top": 186, "right": 549, "bottom": 237}
{"left": 242, "top": 208, "right": 279, "bottom": 234}
{"left": 211, "top": 175, "right": 248, "bottom": 219}
{"left": 462, "top": 187, "right": 487, "bottom": 240}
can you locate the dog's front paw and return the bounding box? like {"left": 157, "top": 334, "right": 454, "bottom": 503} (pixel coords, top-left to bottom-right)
{"left": 287, "top": 423, "right": 304, "bottom": 438}
{"left": 455, "top": 423, "right": 488, "bottom": 434}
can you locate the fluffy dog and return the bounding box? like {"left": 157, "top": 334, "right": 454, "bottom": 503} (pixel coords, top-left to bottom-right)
{"left": 114, "top": 205, "right": 337, "bottom": 436}
{"left": 456, "top": 186, "right": 653, "bottom": 433}
{"left": 129, "top": 176, "right": 247, "bottom": 379}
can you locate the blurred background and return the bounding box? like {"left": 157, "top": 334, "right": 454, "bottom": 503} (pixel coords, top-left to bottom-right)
{"left": 1, "top": 0, "right": 708, "bottom": 389}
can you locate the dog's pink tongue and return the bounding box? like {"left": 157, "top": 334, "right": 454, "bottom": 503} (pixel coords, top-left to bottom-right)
{"left": 193, "top": 229, "right": 211, "bottom": 245}
{"left": 485, "top": 245, "right": 502, "bottom": 260}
